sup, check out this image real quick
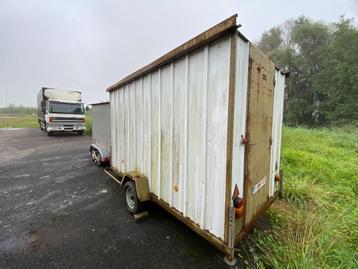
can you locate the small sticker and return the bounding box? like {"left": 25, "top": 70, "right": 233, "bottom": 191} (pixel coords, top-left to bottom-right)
{"left": 252, "top": 176, "right": 266, "bottom": 194}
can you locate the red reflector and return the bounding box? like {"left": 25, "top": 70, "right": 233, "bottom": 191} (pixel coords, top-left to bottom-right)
{"left": 48, "top": 117, "right": 53, "bottom": 122}
{"left": 235, "top": 206, "right": 244, "bottom": 218}
{"left": 232, "top": 184, "right": 239, "bottom": 199}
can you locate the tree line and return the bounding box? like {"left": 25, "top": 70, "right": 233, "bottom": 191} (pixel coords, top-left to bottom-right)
{"left": 257, "top": 16, "right": 358, "bottom": 127}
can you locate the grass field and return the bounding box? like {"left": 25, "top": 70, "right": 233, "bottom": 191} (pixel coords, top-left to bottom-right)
{"left": 248, "top": 127, "right": 358, "bottom": 268}
{"left": 0, "top": 116, "right": 38, "bottom": 128}
{"left": 0, "top": 113, "right": 92, "bottom": 133}
{"left": 1, "top": 113, "right": 357, "bottom": 267}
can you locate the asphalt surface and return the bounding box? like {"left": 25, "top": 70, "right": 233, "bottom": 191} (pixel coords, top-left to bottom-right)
{"left": 0, "top": 129, "right": 229, "bottom": 269}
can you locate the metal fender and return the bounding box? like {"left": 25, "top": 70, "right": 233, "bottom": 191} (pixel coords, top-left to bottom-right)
{"left": 132, "top": 176, "right": 150, "bottom": 202}
{"left": 90, "top": 144, "right": 110, "bottom": 162}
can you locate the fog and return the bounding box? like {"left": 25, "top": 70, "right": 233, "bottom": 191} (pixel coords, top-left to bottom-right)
{"left": 0, "top": 0, "right": 356, "bottom": 107}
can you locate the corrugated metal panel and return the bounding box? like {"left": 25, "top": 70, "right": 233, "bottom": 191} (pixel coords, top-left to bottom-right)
{"left": 232, "top": 35, "right": 249, "bottom": 201}
{"left": 232, "top": 35, "right": 249, "bottom": 235}
{"left": 110, "top": 34, "right": 231, "bottom": 240}
{"left": 269, "top": 71, "right": 285, "bottom": 196}
{"left": 92, "top": 103, "right": 111, "bottom": 151}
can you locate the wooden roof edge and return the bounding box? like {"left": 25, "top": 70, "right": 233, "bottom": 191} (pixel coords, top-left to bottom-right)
{"left": 107, "top": 14, "right": 238, "bottom": 92}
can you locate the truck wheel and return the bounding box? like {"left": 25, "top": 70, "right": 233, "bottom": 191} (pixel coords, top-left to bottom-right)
{"left": 90, "top": 148, "right": 102, "bottom": 166}
{"left": 78, "top": 131, "right": 84, "bottom": 135}
{"left": 124, "top": 181, "right": 143, "bottom": 214}
{"left": 47, "top": 131, "right": 53, "bottom": 136}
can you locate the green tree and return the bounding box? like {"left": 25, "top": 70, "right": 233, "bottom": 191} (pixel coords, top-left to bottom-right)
{"left": 313, "top": 17, "right": 358, "bottom": 124}
{"left": 257, "top": 27, "right": 283, "bottom": 55}
{"left": 257, "top": 16, "right": 357, "bottom": 126}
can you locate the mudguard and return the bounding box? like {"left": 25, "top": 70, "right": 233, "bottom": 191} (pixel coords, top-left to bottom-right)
{"left": 90, "top": 144, "right": 110, "bottom": 163}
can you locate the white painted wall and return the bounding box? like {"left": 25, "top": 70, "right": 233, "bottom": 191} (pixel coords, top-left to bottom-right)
{"left": 231, "top": 35, "right": 249, "bottom": 201}
{"left": 269, "top": 70, "right": 285, "bottom": 196}
{"left": 110, "top": 34, "right": 232, "bottom": 240}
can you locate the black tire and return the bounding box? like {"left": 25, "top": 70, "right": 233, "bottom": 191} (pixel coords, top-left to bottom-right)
{"left": 124, "top": 181, "right": 143, "bottom": 214}
{"left": 46, "top": 131, "right": 53, "bottom": 136}
{"left": 78, "top": 131, "right": 84, "bottom": 135}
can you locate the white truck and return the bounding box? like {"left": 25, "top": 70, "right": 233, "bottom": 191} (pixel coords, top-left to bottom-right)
{"left": 37, "top": 87, "right": 86, "bottom": 136}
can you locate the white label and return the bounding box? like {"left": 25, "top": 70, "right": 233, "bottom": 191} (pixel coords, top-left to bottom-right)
{"left": 252, "top": 176, "right": 266, "bottom": 194}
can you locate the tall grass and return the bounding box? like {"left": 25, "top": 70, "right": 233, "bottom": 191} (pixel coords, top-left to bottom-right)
{"left": 85, "top": 111, "right": 92, "bottom": 134}
{"left": 249, "top": 127, "right": 358, "bottom": 268}
{"left": 0, "top": 106, "right": 36, "bottom": 116}
{"left": 0, "top": 116, "right": 38, "bottom": 128}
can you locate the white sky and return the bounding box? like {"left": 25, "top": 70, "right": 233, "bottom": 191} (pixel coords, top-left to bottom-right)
{"left": 0, "top": 0, "right": 357, "bottom": 106}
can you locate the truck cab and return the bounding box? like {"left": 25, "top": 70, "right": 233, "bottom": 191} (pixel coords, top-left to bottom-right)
{"left": 38, "top": 88, "right": 86, "bottom": 136}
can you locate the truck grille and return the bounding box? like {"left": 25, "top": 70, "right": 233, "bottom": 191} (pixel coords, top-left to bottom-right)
{"left": 51, "top": 117, "right": 84, "bottom": 122}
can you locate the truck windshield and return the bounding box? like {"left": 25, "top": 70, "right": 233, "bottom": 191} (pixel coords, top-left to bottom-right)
{"left": 49, "top": 101, "right": 84, "bottom": 114}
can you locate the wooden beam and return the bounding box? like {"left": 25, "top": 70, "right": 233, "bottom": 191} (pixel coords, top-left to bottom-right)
{"left": 107, "top": 14, "right": 238, "bottom": 92}
{"left": 224, "top": 32, "right": 238, "bottom": 244}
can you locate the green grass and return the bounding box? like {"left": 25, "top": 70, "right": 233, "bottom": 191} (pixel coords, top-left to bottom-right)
{"left": 249, "top": 127, "right": 358, "bottom": 269}
{"left": 1, "top": 110, "right": 356, "bottom": 267}
{"left": 85, "top": 111, "right": 92, "bottom": 134}
{"left": 0, "top": 106, "right": 36, "bottom": 116}
{"left": 0, "top": 111, "right": 92, "bottom": 133}
{"left": 0, "top": 116, "right": 38, "bottom": 128}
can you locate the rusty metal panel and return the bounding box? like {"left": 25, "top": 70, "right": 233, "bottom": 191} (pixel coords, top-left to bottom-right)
{"left": 269, "top": 71, "right": 285, "bottom": 196}
{"left": 244, "top": 45, "right": 276, "bottom": 225}
{"left": 110, "top": 34, "right": 231, "bottom": 240}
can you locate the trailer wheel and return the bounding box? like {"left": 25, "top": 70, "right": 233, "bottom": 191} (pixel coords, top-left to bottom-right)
{"left": 90, "top": 148, "right": 102, "bottom": 166}
{"left": 124, "top": 181, "right": 143, "bottom": 214}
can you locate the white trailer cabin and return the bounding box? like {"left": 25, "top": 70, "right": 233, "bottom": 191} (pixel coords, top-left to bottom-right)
{"left": 105, "top": 14, "right": 286, "bottom": 260}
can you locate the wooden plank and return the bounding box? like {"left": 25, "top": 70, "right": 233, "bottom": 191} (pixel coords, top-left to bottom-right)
{"left": 224, "top": 32, "right": 238, "bottom": 244}
{"left": 107, "top": 14, "right": 238, "bottom": 92}
{"left": 134, "top": 211, "right": 149, "bottom": 222}
{"left": 243, "top": 44, "right": 275, "bottom": 225}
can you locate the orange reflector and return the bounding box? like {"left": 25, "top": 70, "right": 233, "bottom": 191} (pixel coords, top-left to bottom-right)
{"left": 275, "top": 174, "right": 281, "bottom": 182}
{"left": 235, "top": 206, "right": 244, "bottom": 219}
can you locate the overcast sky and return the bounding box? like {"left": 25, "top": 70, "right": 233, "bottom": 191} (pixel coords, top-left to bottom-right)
{"left": 0, "top": 0, "right": 357, "bottom": 107}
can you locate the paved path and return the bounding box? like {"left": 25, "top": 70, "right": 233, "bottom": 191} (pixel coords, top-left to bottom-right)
{"left": 0, "top": 129, "right": 227, "bottom": 269}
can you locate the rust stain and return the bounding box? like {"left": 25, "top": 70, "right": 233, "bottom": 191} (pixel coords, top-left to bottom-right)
{"left": 174, "top": 184, "right": 179, "bottom": 192}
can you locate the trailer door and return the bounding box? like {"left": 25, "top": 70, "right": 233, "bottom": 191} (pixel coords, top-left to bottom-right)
{"left": 244, "top": 45, "right": 275, "bottom": 225}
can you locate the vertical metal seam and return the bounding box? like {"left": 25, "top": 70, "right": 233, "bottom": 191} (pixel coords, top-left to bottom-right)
{"left": 183, "top": 55, "right": 189, "bottom": 216}
{"left": 200, "top": 45, "right": 209, "bottom": 228}
{"left": 121, "top": 89, "right": 124, "bottom": 171}
{"left": 112, "top": 92, "right": 116, "bottom": 169}
{"left": 158, "top": 69, "right": 162, "bottom": 199}
{"left": 141, "top": 77, "right": 144, "bottom": 173}
{"left": 149, "top": 74, "right": 152, "bottom": 189}
{"left": 243, "top": 54, "right": 253, "bottom": 227}
{"left": 126, "top": 85, "right": 130, "bottom": 171}
{"left": 114, "top": 91, "right": 121, "bottom": 170}
{"left": 224, "top": 32, "right": 237, "bottom": 244}
{"left": 111, "top": 92, "right": 115, "bottom": 169}
{"left": 169, "top": 62, "right": 174, "bottom": 206}
{"left": 133, "top": 82, "right": 136, "bottom": 170}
